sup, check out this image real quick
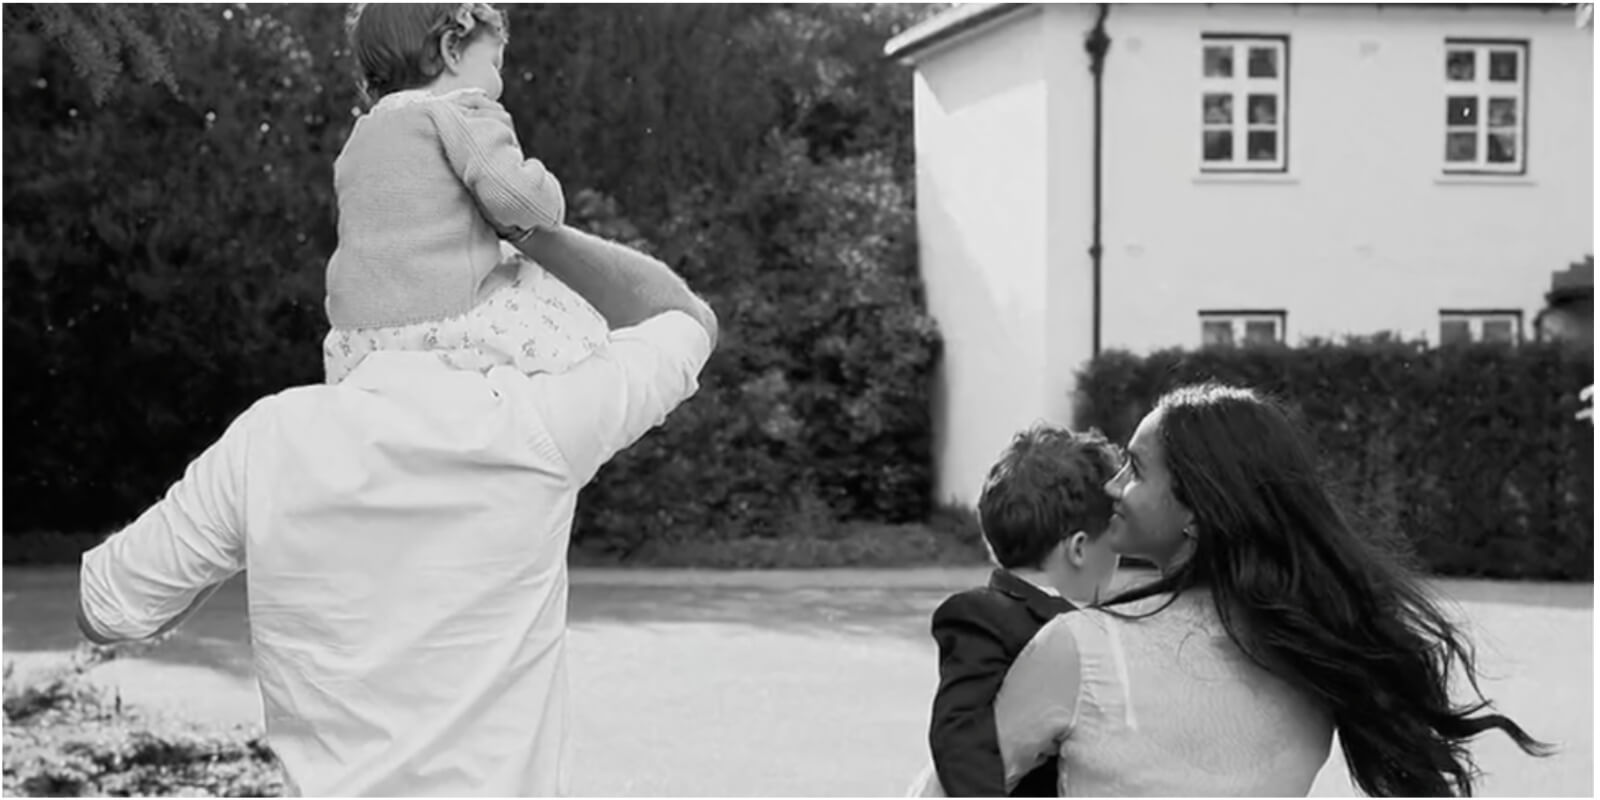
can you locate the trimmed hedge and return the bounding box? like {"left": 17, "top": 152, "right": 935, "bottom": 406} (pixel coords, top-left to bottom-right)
{"left": 1074, "top": 337, "right": 1594, "bottom": 581}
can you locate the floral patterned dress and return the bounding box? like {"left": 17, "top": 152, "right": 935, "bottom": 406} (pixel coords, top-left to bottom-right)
{"left": 323, "top": 241, "right": 608, "bottom": 384}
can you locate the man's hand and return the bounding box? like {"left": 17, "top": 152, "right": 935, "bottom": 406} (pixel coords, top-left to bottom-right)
{"left": 1579, "top": 385, "right": 1593, "bottom": 422}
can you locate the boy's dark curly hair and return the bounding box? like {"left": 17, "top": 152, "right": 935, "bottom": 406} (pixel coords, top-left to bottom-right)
{"left": 977, "top": 424, "right": 1120, "bottom": 570}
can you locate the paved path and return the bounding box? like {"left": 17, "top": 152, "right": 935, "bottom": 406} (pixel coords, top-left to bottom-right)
{"left": 3, "top": 567, "right": 1590, "bottom": 796}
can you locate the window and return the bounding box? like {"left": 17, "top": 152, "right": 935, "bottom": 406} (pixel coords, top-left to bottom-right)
{"left": 1200, "top": 35, "right": 1289, "bottom": 172}
{"left": 1439, "top": 309, "right": 1523, "bottom": 345}
{"left": 1199, "top": 310, "right": 1286, "bottom": 347}
{"left": 1443, "top": 40, "right": 1529, "bottom": 174}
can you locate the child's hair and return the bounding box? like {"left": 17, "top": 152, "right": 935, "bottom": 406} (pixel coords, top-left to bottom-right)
{"left": 347, "top": 3, "right": 509, "bottom": 101}
{"left": 977, "top": 424, "right": 1120, "bottom": 570}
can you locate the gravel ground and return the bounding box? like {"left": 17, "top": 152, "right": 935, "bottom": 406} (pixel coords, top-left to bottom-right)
{"left": 3, "top": 566, "right": 1590, "bottom": 796}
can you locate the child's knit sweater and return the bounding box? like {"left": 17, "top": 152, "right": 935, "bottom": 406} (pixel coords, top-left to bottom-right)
{"left": 325, "top": 90, "right": 564, "bottom": 329}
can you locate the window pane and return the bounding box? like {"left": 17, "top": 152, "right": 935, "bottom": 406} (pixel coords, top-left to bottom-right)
{"left": 1489, "top": 50, "right": 1519, "bottom": 81}
{"left": 1247, "top": 130, "right": 1277, "bottom": 161}
{"left": 1445, "top": 132, "right": 1477, "bottom": 162}
{"left": 1482, "top": 319, "right": 1515, "bottom": 343}
{"left": 1247, "top": 46, "right": 1279, "bottom": 78}
{"left": 1446, "top": 96, "right": 1478, "bottom": 126}
{"left": 1204, "top": 45, "right": 1233, "bottom": 77}
{"left": 1203, "top": 93, "right": 1234, "bottom": 124}
{"left": 1248, "top": 93, "right": 1278, "bottom": 124}
{"left": 1487, "top": 131, "right": 1517, "bottom": 163}
{"left": 1440, "top": 319, "right": 1472, "bottom": 345}
{"left": 1203, "top": 130, "right": 1233, "bottom": 161}
{"left": 1244, "top": 320, "right": 1279, "bottom": 346}
{"left": 1446, "top": 49, "right": 1475, "bottom": 81}
{"left": 1202, "top": 320, "right": 1235, "bottom": 347}
{"left": 1487, "top": 97, "right": 1517, "bottom": 126}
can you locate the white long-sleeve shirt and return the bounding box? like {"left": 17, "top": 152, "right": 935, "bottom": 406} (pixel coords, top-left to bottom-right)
{"left": 80, "top": 312, "right": 711, "bottom": 797}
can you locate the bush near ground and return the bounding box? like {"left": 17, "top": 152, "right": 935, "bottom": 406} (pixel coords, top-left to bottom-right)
{"left": 3, "top": 645, "right": 281, "bottom": 797}
{"left": 576, "top": 507, "right": 990, "bottom": 569}
{"left": 1075, "top": 337, "right": 1594, "bottom": 581}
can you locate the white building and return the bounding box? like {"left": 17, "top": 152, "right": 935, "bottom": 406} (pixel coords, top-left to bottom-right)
{"left": 887, "top": 2, "right": 1594, "bottom": 507}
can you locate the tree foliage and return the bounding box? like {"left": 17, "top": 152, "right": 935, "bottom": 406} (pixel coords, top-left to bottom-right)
{"left": 4, "top": 4, "right": 221, "bottom": 103}
{"left": 3, "top": 4, "right": 946, "bottom": 558}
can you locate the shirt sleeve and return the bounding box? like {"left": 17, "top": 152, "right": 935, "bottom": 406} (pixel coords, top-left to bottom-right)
{"left": 521, "top": 311, "right": 713, "bottom": 486}
{"left": 928, "top": 594, "right": 1012, "bottom": 798}
{"left": 994, "top": 615, "right": 1083, "bottom": 792}
{"left": 78, "top": 402, "right": 258, "bottom": 641}
{"left": 431, "top": 93, "right": 564, "bottom": 235}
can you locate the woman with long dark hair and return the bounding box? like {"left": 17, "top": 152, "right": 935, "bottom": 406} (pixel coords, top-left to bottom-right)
{"left": 988, "top": 382, "right": 1549, "bottom": 796}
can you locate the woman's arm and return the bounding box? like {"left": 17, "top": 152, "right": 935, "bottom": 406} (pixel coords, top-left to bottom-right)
{"left": 993, "top": 615, "right": 1084, "bottom": 792}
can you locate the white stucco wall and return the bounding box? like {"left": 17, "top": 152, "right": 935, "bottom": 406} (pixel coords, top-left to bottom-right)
{"left": 1097, "top": 3, "right": 1594, "bottom": 352}
{"left": 906, "top": 2, "right": 1591, "bottom": 507}
{"left": 910, "top": 7, "right": 1066, "bottom": 507}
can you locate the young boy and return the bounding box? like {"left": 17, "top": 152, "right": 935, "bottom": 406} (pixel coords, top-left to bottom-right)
{"left": 924, "top": 424, "right": 1121, "bottom": 797}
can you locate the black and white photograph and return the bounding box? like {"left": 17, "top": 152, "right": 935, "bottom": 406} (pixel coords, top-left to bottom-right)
{"left": 2, "top": 2, "right": 1593, "bottom": 797}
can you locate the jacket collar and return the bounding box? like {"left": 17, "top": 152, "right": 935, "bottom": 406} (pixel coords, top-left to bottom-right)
{"left": 988, "top": 568, "right": 1075, "bottom": 622}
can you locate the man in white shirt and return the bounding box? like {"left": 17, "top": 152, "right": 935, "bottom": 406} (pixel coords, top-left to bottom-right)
{"left": 76, "top": 227, "right": 718, "bottom": 796}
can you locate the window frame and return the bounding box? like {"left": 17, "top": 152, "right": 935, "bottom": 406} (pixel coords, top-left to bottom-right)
{"left": 1442, "top": 39, "right": 1531, "bottom": 176}
{"left": 1199, "top": 309, "right": 1288, "bottom": 348}
{"left": 1438, "top": 308, "right": 1524, "bottom": 345}
{"left": 1199, "top": 33, "right": 1291, "bottom": 174}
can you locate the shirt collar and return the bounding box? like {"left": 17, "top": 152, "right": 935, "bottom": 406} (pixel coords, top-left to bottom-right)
{"left": 342, "top": 351, "right": 479, "bottom": 392}
{"left": 989, "top": 569, "right": 1075, "bottom": 622}
{"left": 1013, "top": 572, "right": 1062, "bottom": 597}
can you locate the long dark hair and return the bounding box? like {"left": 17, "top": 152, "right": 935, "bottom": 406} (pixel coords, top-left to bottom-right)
{"left": 1105, "top": 382, "right": 1550, "bottom": 797}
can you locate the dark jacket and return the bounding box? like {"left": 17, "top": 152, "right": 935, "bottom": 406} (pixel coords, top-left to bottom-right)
{"left": 928, "top": 569, "right": 1075, "bottom": 797}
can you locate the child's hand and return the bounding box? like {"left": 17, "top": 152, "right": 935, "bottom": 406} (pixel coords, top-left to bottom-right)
{"left": 449, "top": 90, "right": 513, "bottom": 128}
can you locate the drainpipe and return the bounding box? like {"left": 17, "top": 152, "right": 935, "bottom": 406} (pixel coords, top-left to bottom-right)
{"left": 1085, "top": 4, "right": 1110, "bottom": 357}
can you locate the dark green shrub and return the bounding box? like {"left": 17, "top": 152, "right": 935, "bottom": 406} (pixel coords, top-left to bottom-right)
{"left": 568, "top": 146, "right": 937, "bottom": 558}
{"left": 3, "top": 5, "right": 942, "bottom": 563}
{"left": 1074, "top": 338, "right": 1593, "bottom": 580}
{"left": 626, "top": 520, "right": 986, "bottom": 570}
{"left": 4, "top": 6, "right": 350, "bottom": 540}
